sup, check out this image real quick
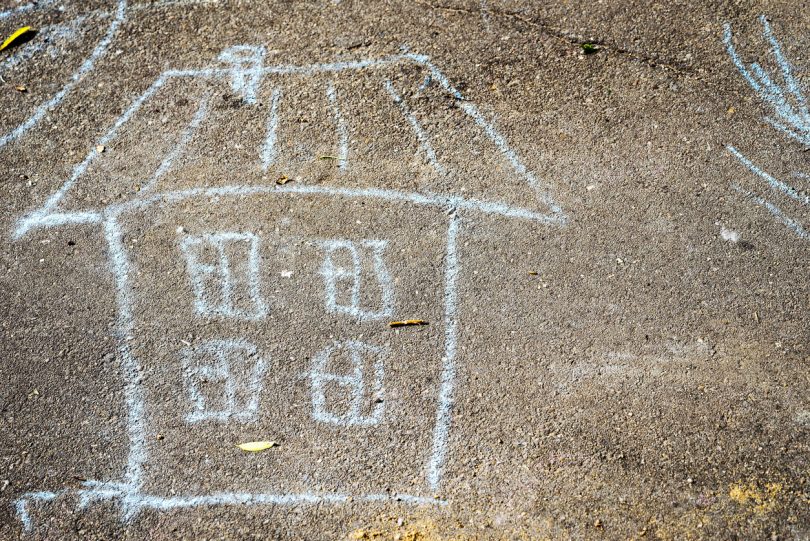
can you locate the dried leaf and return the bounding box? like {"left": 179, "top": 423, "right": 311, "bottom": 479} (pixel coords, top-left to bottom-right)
{"left": 237, "top": 440, "right": 276, "bottom": 452}
{"left": 15, "top": 85, "right": 26, "bottom": 92}
{"left": 389, "top": 319, "right": 428, "bottom": 327}
{"left": 276, "top": 175, "right": 290, "bottom": 185}
{"left": 1, "top": 27, "right": 34, "bottom": 53}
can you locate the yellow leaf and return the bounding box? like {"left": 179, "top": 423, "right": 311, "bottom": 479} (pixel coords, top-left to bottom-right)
{"left": 236, "top": 440, "right": 276, "bottom": 452}
{"left": 1, "top": 27, "right": 34, "bottom": 53}
{"left": 388, "top": 319, "right": 428, "bottom": 327}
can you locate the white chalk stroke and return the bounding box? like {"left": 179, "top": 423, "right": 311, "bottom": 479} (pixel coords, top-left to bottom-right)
{"left": 14, "top": 491, "right": 60, "bottom": 533}
{"left": 724, "top": 16, "right": 810, "bottom": 146}
{"left": 308, "top": 340, "right": 386, "bottom": 426}
{"left": 129, "top": 0, "right": 220, "bottom": 9}
{"left": 10, "top": 49, "right": 567, "bottom": 533}
{"left": 427, "top": 211, "right": 460, "bottom": 491}
{"left": 179, "top": 232, "right": 268, "bottom": 320}
{"left": 219, "top": 45, "right": 266, "bottom": 105}
{"left": 260, "top": 88, "right": 282, "bottom": 170}
{"left": 319, "top": 239, "right": 394, "bottom": 320}
{"left": 142, "top": 93, "right": 211, "bottom": 192}
{"left": 0, "top": 0, "right": 128, "bottom": 150}
{"left": 13, "top": 51, "right": 566, "bottom": 238}
{"left": 0, "top": 0, "right": 234, "bottom": 152}
{"left": 182, "top": 339, "right": 267, "bottom": 423}
{"left": 384, "top": 79, "right": 446, "bottom": 175}
{"left": 0, "top": 0, "right": 55, "bottom": 20}
{"left": 0, "top": 13, "right": 95, "bottom": 75}
{"left": 326, "top": 81, "right": 349, "bottom": 170}
{"left": 731, "top": 183, "right": 809, "bottom": 241}
{"left": 723, "top": 16, "right": 809, "bottom": 242}
{"left": 727, "top": 145, "right": 810, "bottom": 207}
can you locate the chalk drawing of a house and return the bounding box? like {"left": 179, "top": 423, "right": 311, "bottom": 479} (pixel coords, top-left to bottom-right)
{"left": 11, "top": 45, "right": 566, "bottom": 532}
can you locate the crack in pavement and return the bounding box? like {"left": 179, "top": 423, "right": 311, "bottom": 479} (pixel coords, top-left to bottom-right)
{"left": 413, "top": 0, "right": 696, "bottom": 76}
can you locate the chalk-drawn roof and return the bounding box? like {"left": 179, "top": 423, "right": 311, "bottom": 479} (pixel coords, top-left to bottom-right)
{"left": 13, "top": 49, "right": 565, "bottom": 238}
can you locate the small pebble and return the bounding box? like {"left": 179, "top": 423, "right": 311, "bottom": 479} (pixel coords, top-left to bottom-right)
{"left": 720, "top": 227, "right": 739, "bottom": 243}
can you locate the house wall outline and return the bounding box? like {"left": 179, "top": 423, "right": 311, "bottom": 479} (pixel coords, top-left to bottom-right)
{"left": 10, "top": 49, "right": 567, "bottom": 532}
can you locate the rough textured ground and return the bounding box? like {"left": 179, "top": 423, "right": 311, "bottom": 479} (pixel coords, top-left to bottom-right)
{"left": 0, "top": 0, "right": 808, "bottom": 539}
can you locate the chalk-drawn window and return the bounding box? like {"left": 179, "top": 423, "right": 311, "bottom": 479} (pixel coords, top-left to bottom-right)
{"left": 179, "top": 232, "right": 267, "bottom": 320}
{"left": 218, "top": 44, "right": 265, "bottom": 105}
{"left": 182, "top": 339, "right": 267, "bottom": 423}
{"left": 309, "top": 340, "right": 386, "bottom": 426}
{"left": 319, "top": 239, "right": 393, "bottom": 320}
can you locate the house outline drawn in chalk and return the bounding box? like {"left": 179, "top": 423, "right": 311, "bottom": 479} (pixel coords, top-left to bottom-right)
{"left": 10, "top": 46, "right": 567, "bottom": 533}
{"left": 723, "top": 15, "right": 810, "bottom": 241}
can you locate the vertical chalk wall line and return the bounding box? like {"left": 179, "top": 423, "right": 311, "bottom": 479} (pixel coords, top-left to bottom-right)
{"left": 427, "top": 212, "right": 460, "bottom": 491}
{"left": 103, "top": 214, "right": 149, "bottom": 519}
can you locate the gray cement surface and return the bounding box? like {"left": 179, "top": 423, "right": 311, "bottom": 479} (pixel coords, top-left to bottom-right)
{"left": 0, "top": 0, "right": 808, "bottom": 539}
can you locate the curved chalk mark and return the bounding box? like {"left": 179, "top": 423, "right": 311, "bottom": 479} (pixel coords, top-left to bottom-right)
{"left": 731, "top": 184, "right": 809, "bottom": 241}
{"left": 723, "top": 18, "right": 810, "bottom": 147}
{"left": 0, "top": 0, "right": 127, "bottom": 150}
{"left": 727, "top": 145, "right": 810, "bottom": 207}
